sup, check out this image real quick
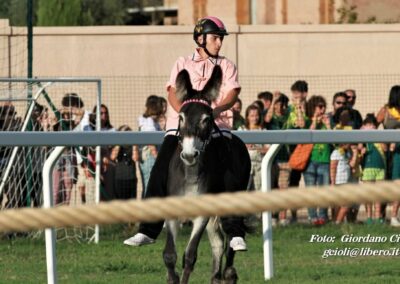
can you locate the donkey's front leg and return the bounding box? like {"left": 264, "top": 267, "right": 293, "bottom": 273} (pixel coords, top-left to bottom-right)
{"left": 163, "top": 220, "right": 180, "bottom": 284}
{"left": 180, "top": 217, "right": 209, "bottom": 284}
{"left": 223, "top": 242, "right": 238, "bottom": 284}
{"left": 206, "top": 217, "right": 224, "bottom": 284}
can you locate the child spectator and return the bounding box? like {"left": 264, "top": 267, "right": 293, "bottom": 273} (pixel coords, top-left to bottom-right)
{"left": 332, "top": 105, "right": 362, "bottom": 221}
{"left": 330, "top": 144, "right": 359, "bottom": 224}
{"left": 265, "top": 92, "right": 291, "bottom": 225}
{"left": 360, "top": 114, "right": 387, "bottom": 224}
{"left": 286, "top": 80, "right": 309, "bottom": 223}
{"left": 304, "top": 95, "right": 331, "bottom": 225}
{"left": 238, "top": 104, "right": 269, "bottom": 191}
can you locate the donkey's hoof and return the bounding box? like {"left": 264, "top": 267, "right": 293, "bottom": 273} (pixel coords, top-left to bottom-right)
{"left": 167, "top": 272, "right": 180, "bottom": 284}
{"left": 211, "top": 277, "right": 223, "bottom": 284}
{"left": 223, "top": 267, "right": 238, "bottom": 284}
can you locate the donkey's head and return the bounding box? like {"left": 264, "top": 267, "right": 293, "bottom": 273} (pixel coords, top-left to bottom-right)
{"left": 175, "top": 66, "right": 222, "bottom": 166}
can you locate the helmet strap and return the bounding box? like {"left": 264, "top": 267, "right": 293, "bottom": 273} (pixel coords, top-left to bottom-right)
{"left": 196, "top": 34, "right": 218, "bottom": 59}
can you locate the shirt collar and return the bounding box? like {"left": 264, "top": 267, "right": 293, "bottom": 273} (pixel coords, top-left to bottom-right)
{"left": 192, "top": 48, "right": 224, "bottom": 65}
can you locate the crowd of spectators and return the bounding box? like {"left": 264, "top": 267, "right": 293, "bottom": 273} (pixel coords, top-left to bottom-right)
{"left": 2, "top": 84, "right": 400, "bottom": 229}
{"left": 232, "top": 82, "right": 400, "bottom": 227}
{"left": 51, "top": 93, "right": 167, "bottom": 206}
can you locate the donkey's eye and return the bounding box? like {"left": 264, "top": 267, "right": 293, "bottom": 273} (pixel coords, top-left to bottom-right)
{"left": 201, "top": 115, "right": 210, "bottom": 125}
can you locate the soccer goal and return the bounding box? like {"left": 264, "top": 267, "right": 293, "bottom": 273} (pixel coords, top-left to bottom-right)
{"left": 0, "top": 78, "right": 101, "bottom": 242}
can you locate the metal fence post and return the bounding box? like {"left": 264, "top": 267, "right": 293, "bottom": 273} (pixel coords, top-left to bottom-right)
{"left": 261, "top": 144, "right": 281, "bottom": 281}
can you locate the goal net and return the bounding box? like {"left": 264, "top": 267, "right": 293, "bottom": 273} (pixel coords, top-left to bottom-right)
{"left": 0, "top": 78, "right": 101, "bottom": 242}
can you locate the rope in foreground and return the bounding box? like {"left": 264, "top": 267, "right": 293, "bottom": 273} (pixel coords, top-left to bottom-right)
{"left": 1, "top": 180, "right": 400, "bottom": 232}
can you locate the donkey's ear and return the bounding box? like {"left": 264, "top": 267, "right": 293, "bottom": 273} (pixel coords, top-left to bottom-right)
{"left": 175, "top": 69, "right": 192, "bottom": 102}
{"left": 202, "top": 65, "right": 222, "bottom": 101}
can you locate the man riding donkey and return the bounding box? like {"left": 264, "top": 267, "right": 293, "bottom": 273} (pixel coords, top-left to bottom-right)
{"left": 124, "top": 16, "right": 251, "bottom": 252}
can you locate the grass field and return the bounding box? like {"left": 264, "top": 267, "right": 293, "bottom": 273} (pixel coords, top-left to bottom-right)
{"left": 1, "top": 222, "right": 400, "bottom": 283}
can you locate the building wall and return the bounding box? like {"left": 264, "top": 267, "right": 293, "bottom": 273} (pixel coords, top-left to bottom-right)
{"left": 27, "top": 24, "right": 400, "bottom": 77}
{"left": 351, "top": 0, "right": 400, "bottom": 23}
{"left": 0, "top": 20, "right": 10, "bottom": 77}
{"left": 177, "top": 0, "right": 400, "bottom": 25}
{"left": 285, "top": 0, "right": 320, "bottom": 24}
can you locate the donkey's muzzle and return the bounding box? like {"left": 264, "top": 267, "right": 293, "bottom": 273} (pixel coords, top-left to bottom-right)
{"left": 180, "top": 150, "right": 200, "bottom": 166}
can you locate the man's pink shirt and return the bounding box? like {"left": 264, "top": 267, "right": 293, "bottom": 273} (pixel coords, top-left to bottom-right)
{"left": 165, "top": 49, "right": 241, "bottom": 134}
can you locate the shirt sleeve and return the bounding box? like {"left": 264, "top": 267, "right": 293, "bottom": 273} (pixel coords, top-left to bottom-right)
{"left": 138, "top": 116, "right": 157, "bottom": 132}
{"left": 221, "top": 60, "right": 241, "bottom": 94}
{"left": 330, "top": 150, "right": 341, "bottom": 161}
{"left": 165, "top": 57, "right": 185, "bottom": 91}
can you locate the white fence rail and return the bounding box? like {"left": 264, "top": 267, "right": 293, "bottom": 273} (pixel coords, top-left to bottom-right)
{"left": 0, "top": 129, "right": 399, "bottom": 146}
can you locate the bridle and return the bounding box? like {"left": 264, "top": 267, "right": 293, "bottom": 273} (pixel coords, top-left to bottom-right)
{"left": 176, "top": 99, "right": 222, "bottom": 153}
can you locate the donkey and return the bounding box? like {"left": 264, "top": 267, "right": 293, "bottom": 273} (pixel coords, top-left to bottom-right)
{"left": 162, "top": 65, "right": 251, "bottom": 284}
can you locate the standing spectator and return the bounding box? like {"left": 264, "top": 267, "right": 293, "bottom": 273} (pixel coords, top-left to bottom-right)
{"left": 332, "top": 106, "right": 358, "bottom": 130}
{"left": 137, "top": 95, "right": 163, "bottom": 196}
{"left": 327, "top": 92, "right": 347, "bottom": 129}
{"left": 332, "top": 105, "right": 362, "bottom": 221}
{"left": 304, "top": 95, "right": 331, "bottom": 225}
{"left": 106, "top": 125, "right": 138, "bottom": 200}
{"left": 157, "top": 96, "right": 168, "bottom": 131}
{"left": 376, "top": 85, "right": 400, "bottom": 226}
{"left": 360, "top": 114, "right": 387, "bottom": 224}
{"left": 232, "top": 98, "right": 245, "bottom": 130}
{"left": 53, "top": 93, "right": 87, "bottom": 205}
{"left": 257, "top": 91, "right": 273, "bottom": 127}
{"left": 84, "top": 104, "right": 115, "bottom": 202}
{"left": 29, "top": 104, "right": 50, "bottom": 207}
{"left": 287, "top": 80, "right": 309, "bottom": 223}
{"left": 258, "top": 91, "right": 273, "bottom": 112}
{"left": 265, "top": 92, "right": 291, "bottom": 225}
{"left": 344, "top": 89, "right": 363, "bottom": 129}
{"left": 330, "top": 144, "right": 359, "bottom": 224}
{"left": 264, "top": 92, "right": 289, "bottom": 129}
{"left": 238, "top": 104, "right": 269, "bottom": 191}
{"left": 376, "top": 85, "right": 400, "bottom": 129}
{"left": 85, "top": 104, "right": 114, "bottom": 131}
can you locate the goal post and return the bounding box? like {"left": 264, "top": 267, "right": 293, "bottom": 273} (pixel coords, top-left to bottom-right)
{"left": 0, "top": 78, "right": 102, "bottom": 243}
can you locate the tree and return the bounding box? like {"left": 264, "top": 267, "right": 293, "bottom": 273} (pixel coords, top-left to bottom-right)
{"left": 37, "top": 0, "right": 81, "bottom": 26}
{"left": 80, "top": 0, "right": 128, "bottom": 25}
{"left": 0, "top": 0, "right": 30, "bottom": 26}
{"left": 336, "top": 0, "right": 358, "bottom": 24}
